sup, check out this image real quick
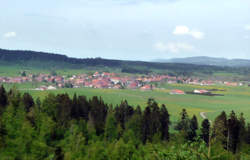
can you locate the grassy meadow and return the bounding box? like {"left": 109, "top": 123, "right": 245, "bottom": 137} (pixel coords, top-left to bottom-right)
{"left": 3, "top": 82, "right": 250, "bottom": 123}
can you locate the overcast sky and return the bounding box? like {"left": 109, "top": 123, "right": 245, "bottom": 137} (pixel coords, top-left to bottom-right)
{"left": 1, "top": 0, "right": 250, "bottom": 61}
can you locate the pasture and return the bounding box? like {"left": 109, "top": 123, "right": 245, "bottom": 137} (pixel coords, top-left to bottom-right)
{"left": 3, "top": 82, "right": 250, "bottom": 123}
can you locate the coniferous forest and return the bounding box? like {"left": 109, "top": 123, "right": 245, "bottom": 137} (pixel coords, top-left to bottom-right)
{"left": 0, "top": 85, "right": 250, "bottom": 160}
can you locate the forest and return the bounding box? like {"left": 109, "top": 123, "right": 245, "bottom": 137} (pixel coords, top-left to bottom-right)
{"left": 0, "top": 85, "right": 250, "bottom": 160}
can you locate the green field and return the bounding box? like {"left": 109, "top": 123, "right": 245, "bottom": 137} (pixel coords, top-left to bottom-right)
{"left": 3, "top": 82, "right": 250, "bottom": 123}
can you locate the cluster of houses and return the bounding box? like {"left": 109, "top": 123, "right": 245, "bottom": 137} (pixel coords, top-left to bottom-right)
{"left": 0, "top": 71, "right": 246, "bottom": 91}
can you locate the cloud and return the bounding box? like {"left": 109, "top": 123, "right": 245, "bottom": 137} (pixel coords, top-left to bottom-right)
{"left": 3, "top": 32, "right": 17, "bottom": 38}
{"left": 154, "top": 42, "right": 194, "bottom": 53}
{"left": 173, "top": 25, "right": 204, "bottom": 39}
{"left": 245, "top": 25, "right": 250, "bottom": 31}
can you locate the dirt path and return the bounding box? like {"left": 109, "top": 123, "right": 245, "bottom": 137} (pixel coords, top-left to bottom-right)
{"left": 200, "top": 112, "right": 212, "bottom": 123}
{"left": 200, "top": 112, "right": 207, "bottom": 119}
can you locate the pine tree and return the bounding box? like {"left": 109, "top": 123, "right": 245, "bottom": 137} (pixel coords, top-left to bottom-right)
{"left": 135, "top": 105, "right": 142, "bottom": 115}
{"left": 22, "top": 93, "right": 34, "bottom": 112}
{"left": 188, "top": 115, "right": 198, "bottom": 141}
{"left": 89, "top": 96, "right": 108, "bottom": 136}
{"left": 105, "top": 112, "right": 118, "bottom": 142}
{"left": 78, "top": 96, "right": 90, "bottom": 121}
{"left": 201, "top": 119, "right": 210, "bottom": 145}
{"left": 227, "top": 111, "right": 241, "bottom": 154}
{"left": 55, "top": 94, "right": 72, "bottom": 126}
{"left": 160, "top": 104, "right": 170, "bottom": 141}
{"left": 245, "top": 123, "right": 250, "bottom": 144}
{"left": 71, "top": 93, "right": 80, "bottom": 119}
{"left": 175, "top": 109, "right": 190, "bottom": 138}
{"left": 213, "top": 111, "right": 228, "bottom": 149}
{"left": 0, "top": 85, "right": 8, "bottom": 113}
{"left": 150, "top": 101, "right": 161, "bottom": 137}
{"left": 141, "top": 106, "right": 151, "bottom": 144}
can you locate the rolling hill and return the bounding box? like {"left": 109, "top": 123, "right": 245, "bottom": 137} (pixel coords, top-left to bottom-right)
{"left": 1, "top": 48, "right": 250, "bottom": 79}
{"left": 153, "top": 56, "right": 250, "bottom": 67}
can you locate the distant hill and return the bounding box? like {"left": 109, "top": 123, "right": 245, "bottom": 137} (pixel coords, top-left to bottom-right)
{"left": 1, "top": 48, "right": 250, "bottom": 77}
{"left": 153, "top": 56, "right": 250, "bottom": 67}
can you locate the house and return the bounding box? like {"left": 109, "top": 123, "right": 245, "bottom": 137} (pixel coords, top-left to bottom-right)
{"left": 110, "top": 77, "right": 121, "bottom": 84}
{"left": 47, "top": 86, "right": 56, "bottom": 90}
{"left": 193, "top": 89, "right": 209, "bottom": 94}
{"left": 170, "top": 89, "right": 185, "bottom": 95}
{"left": 127, "top": 82, "right": 138, "bottom": 89}
{"left": 140, "top": 84, "right": 152, "bottom": 91}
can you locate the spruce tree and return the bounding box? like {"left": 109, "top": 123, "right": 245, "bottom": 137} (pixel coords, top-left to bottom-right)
{"left": 201, "top": 119, "right": 210, "bottom": 145}
{"left": 227, "top": 111, "right": 241, "bottom": 154}
{"left": 141, "top": 106, "right": 151, "bottom": 144}
{"left": 213, "top": 111, "right": 228, "bottom": 149}
{"left": 104, "top": 112, "right": 118, "bottom": 142}
{"left": 0, "top": 85, "right": 7, "bottom": 113}
{"left": 188, "top": 115, "right": 198, "bottom": 141}
{"left": 22, "top": 93, "right": 34, "bottom": 112}
{"left": 245, "top": 123, "right": 250, "bottom": 144}
{"left": 160, "top": 104, "right": 170, "bottom": 141}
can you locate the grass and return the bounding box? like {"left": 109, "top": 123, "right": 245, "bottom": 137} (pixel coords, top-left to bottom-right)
{"left": 2, "top": 82, "right": 250, "bottom": 123}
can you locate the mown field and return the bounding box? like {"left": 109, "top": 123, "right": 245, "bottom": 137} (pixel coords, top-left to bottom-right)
{"left": 3, "top": 82, "right": 250, "bottom": 124}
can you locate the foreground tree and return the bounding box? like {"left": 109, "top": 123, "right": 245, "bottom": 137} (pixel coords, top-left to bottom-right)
{"left": 160, "top": 104, "right": 170, "bottom": 141}
{"left": 213, "top": 111, "right": 228, "bottom": 149}
{"left": 201, "top": 119, "right": 210, "bottom": 145}
{"left": 0, "top": 85, "right": 7, "bottom": 112}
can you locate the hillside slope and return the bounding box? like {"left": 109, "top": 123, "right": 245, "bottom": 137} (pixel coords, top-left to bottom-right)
{"left": 153, "top": 56, "right": 250, "bottom": 67}
{"left": 0, "top": 48, "right": 249, "bottom": 77}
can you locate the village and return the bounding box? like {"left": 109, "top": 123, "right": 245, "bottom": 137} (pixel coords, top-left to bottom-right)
{"left": 0, "top": 71, "right": 245, "bottom": 93}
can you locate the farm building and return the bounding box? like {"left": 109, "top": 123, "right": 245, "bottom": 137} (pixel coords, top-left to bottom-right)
{"left": 193, "top": 89, "right": 210, "bottom": 94}
{"left": 170, "top": 89, "right": 185, "bottom": 95}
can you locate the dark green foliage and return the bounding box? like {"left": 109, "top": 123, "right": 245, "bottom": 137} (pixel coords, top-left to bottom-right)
{"left": 188, "top": 115, "right": 198, "bottom": 141}
{"left": 141, "top": 99, "right": 162, "bottom": 144}
{"left": 114, "top": 100, "right": 134, "bottom": 130}
{"left": 21, "top": 71, "right": 26, "bottom": 77}
{"left": 160, "top": 104, "right": 170, "bottom": 141}
{"left": 0, "top": 85, "right": 249, "bottom": 159}
{"left": 227, "top": 111, "right": 241, "bottom": 153}
{"left": 213, "top": 111, "right": 228, "bottom": 149}
{"left": 55, "top": 94, "right": 72, "bottom": 126}
{"left": 22, "top": 93, "right": 34, "bottom": 112}
{"left": 201, "top": 119, "right": 210, "bottom": 145}
{"left": 105, "top": 112, "right": 118, "bottom": 142}
{"left": 175, "top": 109, "right": 191, "bottom": 140}
{"left": 89, "top": 96, "right": 108, "bottom": 136}
{"left": 0, "top": 85, "right": 7, "bottom": 110}
{"left": 245, "top": 123, "right": 250, "bottom": 144}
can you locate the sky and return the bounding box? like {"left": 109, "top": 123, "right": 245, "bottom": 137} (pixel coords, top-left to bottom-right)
{"left": 1, "top": 0, "right": 250, "bottom": 61}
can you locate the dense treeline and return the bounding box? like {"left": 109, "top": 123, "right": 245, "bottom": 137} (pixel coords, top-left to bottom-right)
{"left": 0, "top": 85, "right": 250, "bottom": 159}
{"left": 2, "top": 48, "right": 250, "bottom": 76}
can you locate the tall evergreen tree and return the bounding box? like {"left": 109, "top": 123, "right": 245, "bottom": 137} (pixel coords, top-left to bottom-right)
{"left": 78, "top": 96, "right": 90, "bottom": 121}
{"left": 0, "top": 85, "right": 7, "bottom": 112}
{"left": 55, "top": 94, "right": 72, "bottom": 126}
{"left": 201, "top": 119, "right": 210, "bottom": 145}
{"left": 22, "top": 93, "right": 34, "bottom": 112}
{"left": 175, "top": 109, "right": 190, "bottom": 138}
{"left": 141, "top": 106, "right": 151, "bottom": 144}
{"left": 104, "top": 112, "right": 118, "bottom": 142}
{"left": 213, "top": 111, "right": 228, "bottom": 149}
{"left": 89, "top": 96, "right": 108, "bottom": 136}
{"left": 188, "top": 115, "right": 198, "bottom": 141}
{"left": 227, "top": 111, "right": 241, "bottom": 154}
{"left": 245, "top": 123, "right": 250, "bottom": 144}
{"left": 160, "top": 104, "right": 170, "bottom": 141}
{"left": 135, "top": 105, "right": 142, "bottom": 115}
{"left": 115, "top": 100, "right": 134, "bottom": 130}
